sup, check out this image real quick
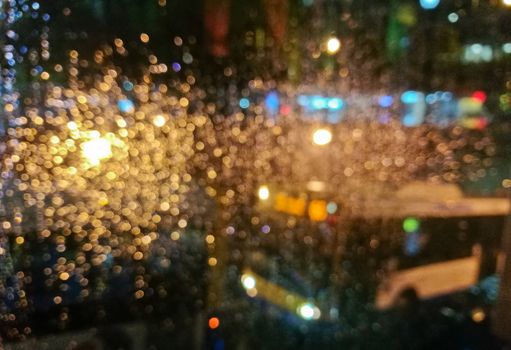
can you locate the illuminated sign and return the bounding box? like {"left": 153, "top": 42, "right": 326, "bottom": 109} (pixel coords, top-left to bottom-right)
{"left": 274, "top": 193, "right": 307, "bottom": 217}
{"left": 458, "top": 96, "right": 489, "bottom": 130}
{"left": 262, "top": 191, "right": 332, "bottom": 222}
{"left": 401, "top": 91, "right": 426, "bottom": 126}
{"left": 285, "top": 90, "right": 491, "bottom": 128}
{"left": 308, "top": 200, "right": 328, "bottom": 222}
{"left": 297, "top": 95, "right": 344, "bottom": 111}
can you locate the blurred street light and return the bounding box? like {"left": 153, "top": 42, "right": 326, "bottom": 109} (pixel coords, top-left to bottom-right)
{"left": 297, "top": 302, "right": 321, "bottom": 320}
{"left": 153, "top": 114, "right": 166, "bottom": 127}
{"left": 258, "top": 185, "right": 270, "bottom": 200}
{"left": 241, "top": 273, "right": 256, "bottom": 289}
{"left": 326, "top": 37, "right": 341, "bottom": 54}
{"left": 503, "top": 0, "right": 511, "bottom": 6}
{"left": 81, "top": 138, "right": 112, "bottom": 166}
{"left": 312, "top": 128, "right": 332, "bottom": 145}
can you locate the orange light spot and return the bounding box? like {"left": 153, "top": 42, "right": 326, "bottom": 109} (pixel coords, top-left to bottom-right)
{"left": 208, "top": 317, "right": 220, "bottom": 329}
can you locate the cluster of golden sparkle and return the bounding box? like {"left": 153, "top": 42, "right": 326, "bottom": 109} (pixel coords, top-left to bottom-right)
{"left": 0, "top": 40, "right": 495, "bottom": 340}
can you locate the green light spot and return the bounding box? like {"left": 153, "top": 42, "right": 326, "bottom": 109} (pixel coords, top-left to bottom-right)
{"left": 403, "top": 217, "right": 420, "bottom": 233}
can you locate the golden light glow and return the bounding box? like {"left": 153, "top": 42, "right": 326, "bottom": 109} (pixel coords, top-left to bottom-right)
{"left": 503, "top": 0, "right": 511, "bottom": 7}
{"left": 153, "top": 114, "right": 166, "bottom": 127}
{"left": 258, "top": 185, "right": 270, "bottom": 200}
{"left": 140, "top": 33, "right": 150, "bottom": 43}
{"left": 208, "top": 317, "right": 220, "bottom": 329}
{"left": 81, "top": 137, "right": 112, "bottom": 165}
{"left": 297, "top": 302, "right": 321, "bottom": 320}
{"left": 246, "top": 288, "right": 258, "bottom": 297}
{"left": 312, "top": 128, "right": 332, "bottom": 145}
{"left": 67, "top": 121, "right": 78, "bottom": 130}
{"left": 326, "top": 37, "right": 341, "bottom": 54}
{"left": 472, "top": 308, "right": 486, "bottom": 323}
{"left": 241, "top": 273, "right": 256, "bottom": 289}
{"left": 274, "top": 193, "right": 307, "bottom": 216}
{"left": 308, "top": 200, "right": 328, "bottom": 222}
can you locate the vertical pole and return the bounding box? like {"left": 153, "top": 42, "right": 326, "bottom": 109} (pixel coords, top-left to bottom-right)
{"left": 493, "top": 190, "right": 511, "bottom": 342}
{"left": 422, "top": 10, "right": 434, "bottom": 92}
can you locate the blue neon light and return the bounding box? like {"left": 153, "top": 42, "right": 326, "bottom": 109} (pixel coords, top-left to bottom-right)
{"left": 297, "top": 95, "right": 344, "bottom": 111}
{"left": 403, "top": 113, "right": 420, "bottom": 127}
{"left": 327, "top": 98, "right": 343, "bottom": 110}
{"left": 405, "top": 232, "right": 421, "bottom": 256}
{"left": 426, "top": 94, "right": 436, "bottom": 105}
{"left": 378, "top": 95, "right": 393, "bottom": 108}
{"left": 118, "top": 99, "right": 135, "bottom": 113}
{"left": 441, "top": 92, "right": 453, "bottom": 101}
{"left": 297, "top": 95, "right": 309, "bottom": 107}
{"left": 420, "top": 0, "right": 440, "bottom": 10}
{"left": 401, "top": 91, "right": 420, "bottom": 104}
{"left": 310, "top": 96, "right": 328, "bottom": 110}
{"left": 239, "top": 98, "right": 250, "bottom": 109}
{"left": 265, "top": 91, "right": 280, "bottom": 115}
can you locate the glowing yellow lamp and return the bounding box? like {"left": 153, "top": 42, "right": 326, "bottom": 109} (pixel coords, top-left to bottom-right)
{"left": 81, "top": 138, "right": 112, "bottom": 165}
{"left": 326, "top": 37, "right": 341, "bottom": 54}
{"left": 258, "top": 185, "right": 270, "bottom": 200}
{"left": 312, "top": 128, "right": 332, "bottom": 145}
{"left": 153, "top": 114, "right": 166, "bottom": 127}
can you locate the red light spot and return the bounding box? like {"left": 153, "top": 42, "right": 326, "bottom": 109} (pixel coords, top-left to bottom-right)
{"left": 475, "top": 117, "right": 488, "bottom": 130}
{"left": 280, "top": 105, "right": 292, "bottom": 116}
{"left": 472, "top": 91, "right": 487, "bottom": 103}
{"left": 327, "top": 215, "right": 338, "bottom": 226}
{"left": 208, "top": 317, "right": 220, "bottom": 329}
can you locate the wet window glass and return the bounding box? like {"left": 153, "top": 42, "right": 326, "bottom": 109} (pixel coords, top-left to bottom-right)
{"left": 1, "top": 1, "right": 511, "bottom": 349}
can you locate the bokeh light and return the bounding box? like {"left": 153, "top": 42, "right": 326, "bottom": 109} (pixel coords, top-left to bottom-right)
{"left": 326, "top": 37, "right": 341, "bottom": 54}
{"left": 312, "top": 128, "right": 333, "bottom": 145}
{"left": 81, "top": 137, "right": 113, "bottom": 166}
{"left": 258, "top": 185, "right": 270, "bottom": 200}
{"left": 403, "top": 217, "right": 420, "bottom": 233}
